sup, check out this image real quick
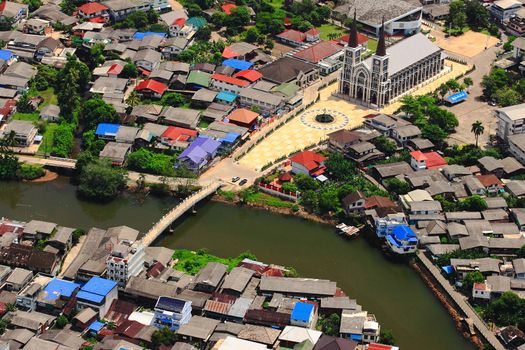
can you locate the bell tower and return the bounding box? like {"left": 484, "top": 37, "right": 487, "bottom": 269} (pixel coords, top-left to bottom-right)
{"left": 371, "top": 19, "right": 390, "bottom": 107}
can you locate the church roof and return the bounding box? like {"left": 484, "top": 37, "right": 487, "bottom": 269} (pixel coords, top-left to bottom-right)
{"left": 364, "top": 33, "right": 441, "bottom": 76}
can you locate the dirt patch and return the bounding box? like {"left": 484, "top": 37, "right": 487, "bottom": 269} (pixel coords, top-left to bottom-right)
{"left": 434, "top": 31, "right": 499, "bottom": 58}
{"left": 30, "top": 170, "right": 59, "bottom": 183}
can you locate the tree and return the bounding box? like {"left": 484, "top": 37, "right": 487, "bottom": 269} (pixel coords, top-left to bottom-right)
{"left": 481, "top": 68, "right": 512, "bottom": 100}
{"left": 78, "top": 158, "right": 127, "bottom": 202}
{"left": 438, "top": 83, "right": 449, "bottom": 101}
{"left": 81, "top": 97, "right": 120, "bottom": 130}
{"left": 52, "top": 123, "right": 75, "bottom": 158}
{"left": 462, "top": 271, "right": 484, "bottom": 294}
{"left": 55, "top": 315, "right": 69, "bottom": 329}
{"left": 317, "top": 313, "right": 340, "bottom": 336}
{"left": 245, "top": 27, "right": 260, "bottom": 43}
{"left": 471, "top": 120, "right": 484, "bottom": 147}
{"left": 385, "top": 178, "right": 410, "bottom": 196}
{"left": 380, "top": 329, "right": 396, "bottom": 345}
{"left": 373, "top": 135, "right": 397, "bottom": 156}
{"left": 60, "top": 0, "right": 77, "bottom": 15}
{"left": 294, "top": 174, "right": 318, "bottom": 191}
{"left": 459, "top": 195, "right": 487, "bottom": 211}
{"left": 518, "top": 244, "right": 525, "bottom": 258}
{"left": 161, "top": 92, "right": 185, "bottom": 107}
{"left": 152, "top": 327, "right": 177, "bottom": 347}
{"left": 195, "top": 25, "right": 211, "bottom": 41}
{"left": 324, "top": 152, "right": 356, "bottom": 181}
{"left": 89, "top": 43, "right": 106, "bottom": 67}
{"left": 125, "top": 91, "right": 140, "bottom": 108}
{"left": 127, "top": 149, "right": 175, "bottom": 176}
{"left": 23, "top": 0, "right": 42, "bottom": 11}
{"left": 494, "top": 87, "right": 521, "bottom": 107}
{"left": 428, "top": 106, "right": 458, "bottom": 133}
{"left": 447, "top": 0, "right": 467, "bottom": 31}
{"left": 16, "top": 93, "right": 34, "bottom": 113}
{"left": 485, "top": 292, "right": 525, "bottom": 329}
{"left": 120, "top": 63, "right": 138, "bottom": 78}
{"left": 463, "top": 77, "right": 473, "bottom": 90}
{"left": 465, "top": 0, "right": 490, "bottom": 30}
{"left": 0, "top": 131, "right": 20, "bottom": 180}
{"left": 422, "top": 123, "right": 448, "bottom": 146}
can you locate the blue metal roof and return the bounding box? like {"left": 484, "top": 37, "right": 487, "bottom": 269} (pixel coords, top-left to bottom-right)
{"left": 88, "top": 321, "right": 105, "bottom": 332}
{"left": 0, "top": 50, "right": 13, "bottom": 61}
{"left": 290, "top": 302, "right": 314, "bottom": 322}
{"left": 392, "top": 225, "right": 417, "bottom": 241}
{"left": 446, "top": 91, "right": 468, "bottom": 104}
{"left": 222, "top": 59, "right": 253, "bottom": 71}
{"left": 95, "top": 123, "right": 120, "bottom": 136}
{"left": 77, "top": 291, "right": 104, "bottom": 304}
{"left": 133, "top": 31, "right": 167, "bottom": 40}
{"left": 216, "top": 91, "right": 238, "bottom": 103}
{"left": 442, "top": 265, "right": 454, "bottom": 274}
{"left": 220, "top": 132, "right": 240, "bottom": 143}
{"left": 81, "top": 277, "right": 117, "bottom": 297}
{"left": 43, "top": 279, "right": 80, "bottom": 301}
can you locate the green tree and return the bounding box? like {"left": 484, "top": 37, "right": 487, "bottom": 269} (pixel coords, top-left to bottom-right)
{"left": 422, "top": 124, "right": 447, "bottom": 146}
{"left": 438, "top": 83, "right": 449, "bottom": 101}
{"left": 127, "top": 149, "right": 175, "bottom": 176}
{"left": 52, "top": 123, "right": 75, "bottom": 158}
{"left": 471, "top": 120, "right": 484, "bottom": 147}
{"left": 245, "top": 27, "right": 260, "bottom": 43}
{"left": 494, "top": 87, "right": 521, "bottom": 107}
{"left": 16, "top": 93, "right": 34, "bottom": 113}
{"left": 447, "top": 0, "right": 467, "bottom": 30}
{"left": 23, "top": 0, "right": 42, "bottom": 11}
{"left": 446, "top": 79, "right": 461, "bottom": 92}
{"left": 78, "top": 158, "right": 127, "bottom": 202}
{"left": 195, "top": 25, "right": 211, "bottom": 41}
{"left": 55, "top": 315, "right": 69, "bottom": 329}
{"left": 481, "top": 68, "right": 512, "bottom": 100}
{"left": 465, "top": 0, "right": 489, "bottom": 30}
{"left": 152, "top": 327, "right": 177, "bottom": 347}
{"left": 459, "top": 195, "right": 487, "bottom": 211}
{"left": 428, "top": 106, "right": 459, "bottom": 133}
{"left": 120, "top": 63, "right": 138, "bottom": 78}
{"left": 161, "top": 92, "right": 186, "bottom": 107}
{"left": 462, "top": 271, "right": 485, "bottom": 294}
{"left": 324, "top": 152, "right": 356, "bottom": 181}
{"left": 125, "top": 91, "right": 140, "bottom": 108}
{"left": 380, "top": 329, "right": 396, "bottom": 345}
{"left": 518, "top": 244, "right": 525, "bottom": 258}
{"left": 0, "top": 131, "right": 20, "bottom": 180}
{"left": 373, "top": 135, "right": 397, "bottom": 156}
{"left": 81, "top": 97, "right": 120, "bottom": 130}
{"left": 89, "top": 43, "right": 106, "bottom": 67}
{"left": 385, "top": 178, "right": 410, "bottom": 196}
{"left": 485, "top": 292, "right": 525, "bottom": 328}
{"left": 463, "top": 77, "right": 473, "bottom": 90}
{"left": 294, "top": 174, "right": 318, "bottom": 191}
{"left": 317, "top": 313, "right": 340, "bottom": 336}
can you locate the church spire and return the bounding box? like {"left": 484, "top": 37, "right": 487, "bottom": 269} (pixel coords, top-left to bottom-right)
{"left": 375, "top": 18, "right": 387, "bottom": 57}
{"left": 348, "top": 9, "right": 359, "bottom": 48}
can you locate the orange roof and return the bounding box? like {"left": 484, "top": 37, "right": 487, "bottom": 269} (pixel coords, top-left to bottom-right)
{"left": 305, "top": 28, "right": 320, "bottom": 36}
{"left": 476, "top": 174, "right": 504, "bottom": 187}
{"left": 233, "top": 69, "right": 263, "bottom": 82}
{"left": 473, "top": 282, "right": 488, "bottom": 291}
{"left": 173, "top": 17, "right": 186, "bottom": 27}
{"left": 161, "top": 126, "right": 198, "bottom": 142}
{"left": 222, "top": 47, "right": 239, "bottom": 59}
{"left": 410, "top": 151, "right": 447, "bottom": 169}
{"left": 221, "top": 3, "right": 236, "bottom": 15}
{"left": 335, "top": 33, "right": 369, "bottom": 46}
{"left": 211, "top": 73, "right": 250, "bottom": 87}
{"left": 107, "top": 63, "right": 123, "bottom": 75}
{"left": 78, "top": 2, "right": 108, "bottom": 14}
{"left": 227, "top": 108, "right": 259, "bottom": 124}
{"left": 134, "top": 79, "right": 168, "bottom": 95}
{"left": 293, "top": 41, "right": 343, "bottom": 63}
{"left": 289, "top": 151, "right": 327, "bottom": 171}
{"left": 368, "top": 344, "right": 397, "bottom": 350}
{"left": 277, "top": 29, "right": 306, "bottom": 43}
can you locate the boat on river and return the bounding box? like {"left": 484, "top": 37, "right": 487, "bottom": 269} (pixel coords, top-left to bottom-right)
{"left": 336, "top": 223, "right": 360, "bottom": 239}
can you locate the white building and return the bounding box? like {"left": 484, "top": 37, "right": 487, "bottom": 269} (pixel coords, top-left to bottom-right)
{"left": 496, "top": 103, "right": 525, "bottom": 142}
{"left": 106, "top": 241, "right": 145, "bottom": 288}
{"left": 375, "top": 213, "right": 406, "bottom": 238}
{"left": 508, "top": 133, "right": 525, "bottom": 165}
{"left": 472, "top": 282, "right": 491, "bottom": 300}
{"left": 153, "top": 296, "right": 192, "bottom": 331}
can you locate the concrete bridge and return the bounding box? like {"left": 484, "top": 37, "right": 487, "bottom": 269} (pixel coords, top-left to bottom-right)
{"left": 417, "top": 251, "right": 504, "bottom": 350}
{"left": 142, "top": 180, "right": 223, "bottom": 246}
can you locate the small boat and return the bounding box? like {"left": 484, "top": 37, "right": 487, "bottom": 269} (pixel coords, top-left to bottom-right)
{"left": 336, "top": 223, "right": 361, "bottom": 239}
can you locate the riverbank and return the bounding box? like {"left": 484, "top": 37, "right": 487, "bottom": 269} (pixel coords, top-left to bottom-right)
{"left": 29, "top": 169, "right": 58, "bottom": 183}
{"left": 212, "top": 193, "right": 337, "bottom": 225}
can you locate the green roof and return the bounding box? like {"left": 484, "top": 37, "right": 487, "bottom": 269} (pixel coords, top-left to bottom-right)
{"left": 272, "top": 82, "right": 300, "bottom": 98}
{"left": 187, "top": 71, "right": 211, "bottom": 87}
{"left": 187, "top": 17, "right": 207, "bottom": 28}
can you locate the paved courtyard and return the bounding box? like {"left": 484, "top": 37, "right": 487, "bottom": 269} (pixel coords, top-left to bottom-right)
{"left": 433, "top": 30, "right": 499, "bottom": 58}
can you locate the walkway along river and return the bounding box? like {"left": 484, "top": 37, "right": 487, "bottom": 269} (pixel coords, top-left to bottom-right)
{"left": 0, "top": 177, "right": 475, "bottom": 350}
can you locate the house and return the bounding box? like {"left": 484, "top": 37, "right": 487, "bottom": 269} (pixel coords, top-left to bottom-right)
{"left": 106, "top": 241, "right": 145, "bottom": 288}
{"left": 77, "top": 2, "right": 109, "bottom": 20}
{"left": 23, "top": 220, "right": 57, "bottom": 241}
{"left": 409, "top": 200, "right": 442, "bottom": 215}
{"left": 258, "top": 56, "right": 319, "bottom": 88}
{"left": 4, "top": 268, "right": 32, "bottom": 292}
{"left": 39, "top": 104, "right": 60, "bottom": 122}
{"left": 472, "top": 282, "right": 491, "bottom": 300}
{"left": 499, "top": 326, "right": 525, "bottom": 349}
{"left": 364, "top": 114, "right": 398, "bottom": 135}
{"left": 464, "top": 176, "right": 486, "bottom": 196}
{"left": 238, "top": 87, "right": 285, "bottom": 113}
{"left": 177, "top": 316, "right": 219, "bottom": 345}
{"left": 496, "top": 103, "right": 525, "bottom": 142}
{"left": 102, "top": 0, "right": 151, "bottom": 21}
{"left": 476, "top": 174, "right": 504, "bottom": 195}
{"left": 490, "top": 0, "right": 522, "bottom": 23}
{"left": 347, "top": 141, "right": 383, "bottom": 165}
{"left": 339, "top": 310, "right": 380, "bottom": 344}
{"left": 292, "top": 41, "right": 345, "bottom": 75}
{"left": 8, "top": 310, "right": 55, "bottom": 335}
{"left": 508, "top": 133, "right": 525, "bottom": 165}
{"left": 342, "top": 191, "right": 366, "bottom": 215}
{"left": 163, "top": 37, "right": 189, "bottom": 58}
{"left": 225, "top": 108, "right": 259, "bottom": 128}
{"left": 47, "top": 227, "right": 74, "bottom": 253}
{"left": 259, "top": 276, "right": 336, "bottom": 299}
{"left": 36, "top": 278, "right": 80, "bottom": 313}
{"left": 372, "top": 162, "right": 413, "bottom": 182}
{"left": 276, "top": 28, "right": 319, "bottom": 47}
{"left": 327, "top": 129, "right": 361, "bottom": 153}
{"left": 290, "top": 302, "right": 315, "bottom": 328}
{"left": 177, "top": 137, "right": 221, "bottom": 172}
{"left": 153, "top": 296, "right": 192, "bottom": 331}
{"left": 279, "top": 326, "right": 322, "bottom": 348}
{"left": 221, "top": 267, "right": 254, "bottom": 296}
{"left": 76, "top": 277, "right": 118, "bottom": 318}
{"left": 506, "top": 7, "right": 525, "bottom": 36}
{"left": 134, "top": 79, "right": 168, "bottom": 98}
{"left": 24, "top": 18, "right": 50, "bottom": 35}
{"left": 386, "top": 225, "right": 418, "bottom": 254}
{"left": 160, "top": 107, "right": 201, "bottom": 129}
{"left": 290, "top": 151, "right": 327, "bottom": 177}
{"left": 99, "top": 142, "right": 131, "bottom": 166}
{"left": 160, "top": 10, "right": 192, "bottom": 38}
{"left": 392, "top": 125, "right": 421, "bottom": 145}
{"left": 194, "top": 262, "right": 227, "bottom": 293}
{"left": 90, "top": 77, "right": 128, "bottom": 95}
{"left": 160, "top": 126, "right": 197, "bottom": 149}
{"left": 1, "top": 120, "right": 37, "bottom": 146}
{"left": 0, "top": 1, "right": 28, "bottom": 24}
{"left": 314, "top": 335, "right": 358, "bottom": 350}
{"left": 210, "top": 73, "right": 250, "bottom": 95}
{"left": 410, "top": 151, "right": 447, "bottom": 171}
{"left": 133, "top": 49, "right": 162, "bottom": 72}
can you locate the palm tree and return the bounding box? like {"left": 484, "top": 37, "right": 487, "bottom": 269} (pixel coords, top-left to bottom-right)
{"left": 471, "top": 120, "right": 485, "bottom": 147}
{"left": 463, "top": 77, "right": 473, "bottom": 91}
{"left": 126, "top": 91, "right": 140, "bottom": 107}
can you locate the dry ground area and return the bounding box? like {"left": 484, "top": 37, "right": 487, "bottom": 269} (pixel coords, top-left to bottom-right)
{"left": 433, "top": 30, "right": 499, "bottom": 58}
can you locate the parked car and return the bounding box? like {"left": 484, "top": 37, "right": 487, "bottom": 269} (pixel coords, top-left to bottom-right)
{"left": 232, "top": 176, "right": 240, "bottom": 182}
{"left": 239, "top": 179, "right": 248, "bottom": 186}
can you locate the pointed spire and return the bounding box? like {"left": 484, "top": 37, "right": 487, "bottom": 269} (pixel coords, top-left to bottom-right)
{"left": 348, "top": 9, "right": 359, "bottom": 48}
{"left": 375, "top": 18, "right": 387, "bottom": 57}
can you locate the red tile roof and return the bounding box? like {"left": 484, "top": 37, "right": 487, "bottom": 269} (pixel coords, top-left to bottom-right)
{"left": 234, "top": 69, "right": 263, "bottom": 82}
{"left": 335, "top": 33, "right": 369, "bottom": 46}
{"left": 221, "top": 3, "right": 236, "bottom": 15}
{"left": 293, "top": 41, "right": 343, "bottom": 63}
{"left": 107, "top": 63, "right": 123, "bottom": 75}
{"left": 173, "top": 17, "right": 186, "bottom": 27}
{"left": 368, "top": 344, "right": 397, "bottom": 350}
{"left": 89, "top": 17, "right": 107, "bottom": 23}
{"left": 279, "top": 172, "right": 292, "bottom": 182}
{"left": 290, "top": 151, "right": 327, "bottom": 171}
{"left": 473, "top": 282, "right": 488, "bottom": 290}
{"left": 78, "top": 2, "right": 108, "bottom": 15}
{"left": 476, "top": 174, "right": 504, "bottom": 188}
{"left": 161, "top": 126, "right": 198, "bottom": 142}
{"left": 135, "top": 79, "right": 168, "bottom": 95}
{"left": 410, "top": 151, "right": 447, "bottom": 169}
{"left": 222, "top": 47, "right": 239, "bottom": 59}
{"left": 305, "top": 28, "right": 320, "bottom": 36}
{"left": 211, "top": 73, "right": 250, "bottom": 87}
{"left": 277, "top": 29, "right": 306, "bottom": 43}
{"left": 226, "top": 108, "right": 259, "bottom": 124}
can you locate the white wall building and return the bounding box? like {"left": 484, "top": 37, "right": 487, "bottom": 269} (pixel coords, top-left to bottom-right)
{"left": 496, "top": 103, "right": 525, "bottom": 142}
{"left": 106, "top": 241, "right": 145, "bottom": 288}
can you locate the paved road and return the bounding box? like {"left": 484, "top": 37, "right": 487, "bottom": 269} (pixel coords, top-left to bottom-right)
{"left": 444, "top": 45, "right": 500, "bottom": 147}
{"left": 417, "top": 251, "right": 504, "bottom": 350}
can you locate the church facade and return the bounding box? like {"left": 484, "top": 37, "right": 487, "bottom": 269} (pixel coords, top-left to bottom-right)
{"left": 338, "top": 15, "right": 445, "bottom": 109}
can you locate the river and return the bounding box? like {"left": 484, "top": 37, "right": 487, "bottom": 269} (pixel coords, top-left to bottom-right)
{"left": 0, "top": 178, "right": 474, "bottom": 350}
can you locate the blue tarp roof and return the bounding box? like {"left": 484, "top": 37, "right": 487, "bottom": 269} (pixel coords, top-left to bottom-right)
{"left": 82, "top": 277, "right": 117, "bottom": 296}
{"left": 222, "top": 59, "right": 253, "bottom": 71}
{"left": 88, "top": 321, "right": 105, "bottom": 333}
{"left": 133, "top": 31, "right": 167, "bottom": 40}
{"left": 392, "top": 225, "right": 417, "bottom": 241}
{"left": 446, "top": 91, "right": 468, "bottom": 104}
{"left": 442, "top": 265, "right": 454, "bottom": 274}
{"left": 0, "top": 50, "right": 13, "bottom": 61}
{"left": 42, "top": 279, "right": 80, "bottom": 301}
{"left": 216, "top": 91, "right": 238, "bottom": 103}
{"left": 95, "top": 123, "right": 120, "bottom": 136}
{"left": 77, "top": 291, "right": 104, "bottom": 304}
{"left": 291, "top": 302, "right": 314, "bottom": 322}
{"left": 219, "top": 132, "right": 240, "bottom": 143}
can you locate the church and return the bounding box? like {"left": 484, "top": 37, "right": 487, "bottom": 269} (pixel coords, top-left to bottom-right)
{"left": 338, "top": 13, "right": 445, "bottom": 109}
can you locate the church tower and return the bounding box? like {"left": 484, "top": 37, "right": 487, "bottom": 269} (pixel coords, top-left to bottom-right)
{"left": 371, "top": 19, "right": 390, "bottom": 107}
{"left": 339, "top": 10, "right": 361, "bottom": 96}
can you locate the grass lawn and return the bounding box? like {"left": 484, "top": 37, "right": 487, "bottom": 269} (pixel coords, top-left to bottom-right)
{"left": 244, "top": 191, "right": 294, "bottom": 208}
{"left": 29, "top": 87, "right": 58, "bottom": 109}
{"left": 12, "top": 112, "right": 40, "bottom": 122}
{"left": 38, "top": 122, "right": 58, "bottom": 154}
{"left": 173, "top": 249, "right": 257, "bottom": 274}
{"left": 367, "top": 38, "right": 378, "bottom": 52}
{"left": 318, "top": 23, "right": 346, "bottom": 40}
{"left": 198, "top": 119, "right": 210, "bottom": 129}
